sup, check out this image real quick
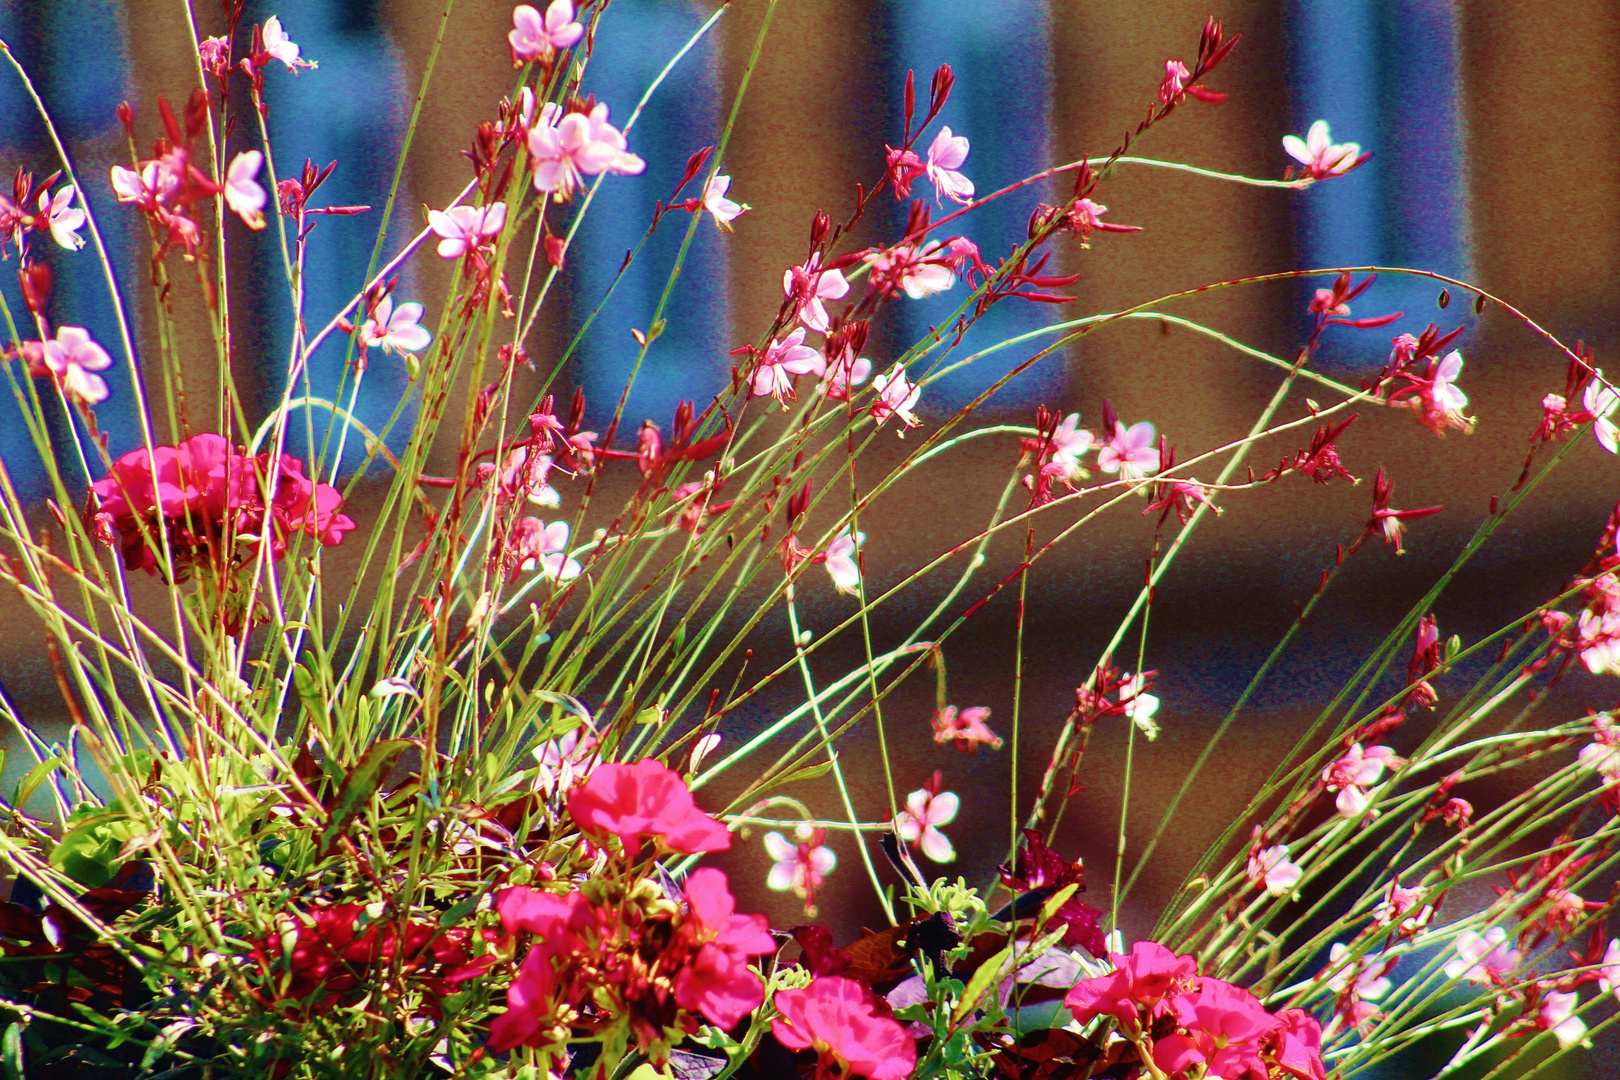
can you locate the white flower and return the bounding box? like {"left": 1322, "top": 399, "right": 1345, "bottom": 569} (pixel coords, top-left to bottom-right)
{"left": 895, "top": 785, "right": 959, "bottom": 863}
{"left": 870, "top": 363, "right": 921, "bottom": 433}
{"left": 924, "top": 126, "right": 974, "bottom": 205}
{"left": 1431, "top": 350, "right": 1470, "bottom": 426}
{"left": 1118, "top": 673, "right": 1159, "bottom": 740}
{"left": 360, "top": 295, "right": 432, "bottom": 355}
{"left": 1539, "top": 990, "right": 1588, "bottom": 1049}
{"left": 262, "top": 16, "right": 316, "bottom": 72}
{"left": 428, "top": 202, "right": 507, "bottom": 259}
{"left": 1051, "top": 413, "right": 1095, "bottom": 479}
{"left": 224, "top": 151, "right": 268, "bottom": 231}
{"left": 39, "top": 186, "right": 85, "bottom": 250}
{"left": 822, "top": 527, "right": 863, "bottom": 594}
{"left": 1282, "top": 120, "right": 1361, "bottom": 179}
{"left": 763, "top": 828, "right": 837, "bottom": 898}
{"left": 702, "top": 174, "right": 749, "bottom": 231}
{"left": 1583, "top": 369, "right": 1619, "bottom": 454}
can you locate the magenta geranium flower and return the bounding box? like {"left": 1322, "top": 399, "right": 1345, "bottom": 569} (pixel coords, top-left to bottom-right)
{"left": 771, "top": 976, "right": 916, "bottom": 1080}
{"left": 1065, "top": 940, "right": 1198, "bottom": 1028}
{"left": 672, "top": 868, "right": 775, "bottom": 1028}
{"left": 567, "top": 759, "right": 731, "bottom": 855}
{"left": 1154, "top": 977, "right": 1279, "bottom": 1080}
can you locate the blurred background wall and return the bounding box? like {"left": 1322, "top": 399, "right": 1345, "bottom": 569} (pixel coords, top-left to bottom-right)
{"left": 0, "top": 0, "right": 1618, "bottom": 1072}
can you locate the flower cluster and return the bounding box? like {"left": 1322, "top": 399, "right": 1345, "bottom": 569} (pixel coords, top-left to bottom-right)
{"left": 89, "top": 434, "right": 354, "bottom": 579}
{"left": 1066, "top": 940, "right": 1326, "bottom": 1080}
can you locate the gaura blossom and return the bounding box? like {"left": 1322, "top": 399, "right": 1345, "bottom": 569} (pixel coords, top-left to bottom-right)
{"left": 527, "top": 103, "right": 645, "bottom": 199}
{"left": 819, "top": 350, "right": 872, "bottom": 401}
{"left": 488, "top": 446, "right": 560, "bottom": 508}
{"left": 1322, "top": 743, "right": 1403, "bottom": 818}
{"left": 1117, "top": 673, "right": 1160, "bottom": 740}
{"left": 1443, "top": 927, "right": 1520, "bottom": 985}
{"left": 865, "top": 241, "right": 955, "bottom": 299}
{"left": 39, "top": 186, "right": 85, "bottom": 250}
{"left": 923, "top": 126, "right": 974, "bottom": 205}
{"left": 1582, "top": 369, "right": 1619, "bottom": 454}
{"left": 750, "top": 327, "right": 824, "bottom": 404}
{"left": 1283, "top": 120, "right": 1365, "bottom": 181}
{"left": 42, "top": 325, "right": 113, "bottom": 405}
{"left": 221, "top": 151, "right": 268, "bottom": 231}
{"left": 1537, "top": 990, "right": 1588, "bottom": 1049}
{"left": 771, "top": 976, "right": 917, "bottom": 1080}
{"left": 702, "top": 174, "right": 749, "bottom": 231}
{"left": 1159, "top": 59, "right": 1191, "bottom": 105}
{"left": 894, "top": 778, "right": 958, "bottom": 863}
{"left": 567, "top": 759, "right": 731, "bottom": 855}
{"left": 508, "top": 1, "right": 583, "bottom": 65}
{"left": 514, "top": 517, "right": 581, "bottom": 580}
{"left": 533, "top": 725, "right": 598, "bottom": 796}
{"left": 823, "top": 526, "right": 863, "bottom": 594}
{"left": 428, "top": 202, "right": 507, "bottom": 259}
{"left": 1050, "top": 413, "right": 1095, "bottom": 479}
{"left": 930, "top": 705, "right": 1003, "bottom": 751}
{"left": 870, "top": 363, "right": 921, "bottom": 432}
{"left": 1596, "top": 938, "right": 1620, "bottom": 1002}
{"left": 1247, "top": 844, "right": 1302, "bottom": 898}
{"left": 359, "top": 295, "right": 432, "bottom": 356}
{"left": 783, "top": 254, "right": 849, "bottom": 333}
{"left": 1420, "top": 350, "right": 1473, "bottom": 435}
{"left": 764, "top": 826, "right": 837, "bottom": 909}
{"left": 1098, "top": 419, "right": 1159, "bottom": 481}
{"left": 1324, "top": 942, "right": 1392, "bottom": 1033}
{"left": 261, "top": 16, "right": 316, "bottom": 73}
{"left": 1373, "top": 880, "right": 1434, "bottom": 937}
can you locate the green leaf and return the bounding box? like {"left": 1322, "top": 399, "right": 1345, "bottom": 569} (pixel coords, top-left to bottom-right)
{"left": 13, "top": 756, "right": 62, "bottom": 807}
{"left": 1445, "top": 634, "right": 1461, "bottom": 662}
{"left": 762, "top": 759, "right": 836, "bottom": 790}
{"left": 1039, "top": 883, "right": 1080, "bottom": 927}
{"left": 1, "top": 1021, "right": 22, "bottom": 1080}
{"left": 320, "top": 739, "right": 414, "bottom": 851}
{"left": 953, "top": 944, "right": 1010, "bottom": 1026}
{"left": 292, "top": 663, "right": 325, "bottom": 725}
{"left": 51, "top": 809, "right": 140, "bottom": 889}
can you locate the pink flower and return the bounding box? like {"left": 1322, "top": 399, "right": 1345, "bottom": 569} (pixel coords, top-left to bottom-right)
{"left": 527, "top": 103, "right": 645, "bottom": 199}
{"left": 43, "top": 326, "right": 113, "bottom": 405}
{"left": 1443, "top": 927, "right": 1520, "bottom": 985}
{"left": 1117, "top": 673, "right": 1160, "bottom": 739}
{"left": 930, "top": 705, "right": 1003, "bottom": 751}
{"left": 870, "top": 363, "right": 921, "bottom": 433}
{"left": 1322, "top": 743, "right": 1402, "bottom": 818}
{"left": 771, "top": 976, "right": 917, "bottom": 1080}
{"left": 1065, "top": 940, "right": 1199, "bottom": 1028}
{"left": 822, "top": 526, "right": 862, "bottom": 594}
{"left": 508, "top": 1, "right": 583, "bottom": 65}
{"left": 923, "top": 126, "right": 974, "bottom": 205}
{"left": 1050, "top": 413, "right": 1095, "bottom": 478}
{"left": 1597, "top": 938, "right": 1620, "bottom": 1001}
{"left": 894, "top": 777, "right": 958, "bottom": 863}
{"left": 1422, "top": 350, "right": 1473, "bottom": 434}
{"left": 1154, "top": 977, "right": 1278, "bottom": 1080}
{"left": 783, "top": 254, "right": 849, "bottom": 333}
{"left": 749, "top": 327, "right": 824, "bottom": 404}
{"left": 673, "top": 868, "right": 776, "bottom": 1028}
{"left": 428, "top": 202, "right": 507, "bottom": 259}
{"left": 487, "top": 888, "right": 597, "bottom": 1052}
{"left": 489, "top": 446, "right": 560, "bottom": 508}
{"left": 223, "top": 151, "right": 268, "bottom": 231}
{"left": 359, "top": 295, "right": 432, "bottom": 356}
{"left": 261, "top": 16, "right": 316, "bottom": 73}
{"left": 1097, "top": 419, "right": 1159, "bottom": 481}
{"left": 702, "top": 174, "right": 749, "bottom": 231}
{"left": 1272, "top": 1008, "right": 1328, "bottom": 1080}
{"left": 763, "top": 827, "right": 837, "bottom": 909}
{"left": 1283, "top": 120, "right": 1365, "bottom": 181}
{"left": 1247, "top": 844, "right": 1302, "bottom": 897}
{"left": 39, "top": 186, "right": 84, "bottom": 250}
{"left": 820, "top": 350, "right": 871, "bottom": 400}
{"left": 567, "top": 759, "right": 731, "bottom": 855}
{"left": 1159, "top": 59, "right": 1191, "bottom": 105}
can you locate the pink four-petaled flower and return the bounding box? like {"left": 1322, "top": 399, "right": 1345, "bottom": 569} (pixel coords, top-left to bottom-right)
{"left": 223, "top": 151, "right": 268, "bottom": 231}
{"left": 360, "top": 295, "right": 432, "bottom": 356}
{"left": 508, "top": 1, "right": 584, "bottom": 65}
{"left": 44, "top": 325, "right": 113, "bottom": 405}
{"left": 262, "top": 16, "right": 316, "bottom": 73}
{"left": 428, "top": 202, "right": 507, "bottom": 260}
{"left": 924, "top": 126, "right": 974, "bottom": 205}
{"left": 750, "top": 327, "right": 825, "bottom": 404}
{"left": 1098, "top": 419, "right": 1159, "bottom": 481}
{"left": 527, "top": 103, "right": 646, "bottom": 200}
{"left": 822, "top": 526, "right": 863, "bottom": 594}
{"left": 763, "top": 826, "right": 837, "bottom": 909}
{"left": 1283, "top": 120, "right": 1364, "bottom": 180}
{"left": 1246, "top": 843, "right": 1302, "bottom": 897}
{"left": 870, "top": 363, "right": 921, "bottom": 433}
{"left": 702, "top": 174, "right": 749, "bottom": 231}
{"left": 40, "top": 185, "right": 85, "bottom": 250}
{"left": 783, "top": 253, "right": 849, "bottom": 333}
{"left": 894, "top": 778, "right": 959, "bottom": 863}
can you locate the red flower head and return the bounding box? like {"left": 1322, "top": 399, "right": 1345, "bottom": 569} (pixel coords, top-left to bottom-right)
{"left": 1064, "top": 940, "right": 1198, "bottom": 1029}
{"left": 771, "top": 975, "right": 916, "bottom": 1080}
{"left": 567, "top": 759, "right": 731, "bottom": 855}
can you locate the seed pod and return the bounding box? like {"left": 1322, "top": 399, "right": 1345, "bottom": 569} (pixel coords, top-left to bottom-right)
{"left": 1437, "top": 288, "right": 1450, "bottom": 309}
